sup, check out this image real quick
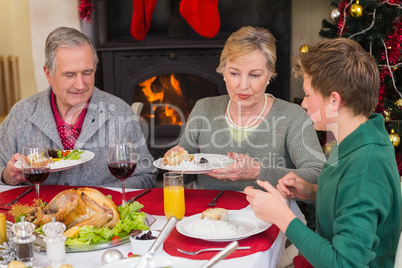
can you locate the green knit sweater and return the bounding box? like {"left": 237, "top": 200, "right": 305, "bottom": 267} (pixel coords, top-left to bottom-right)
{"left": 178, "top": 95, "right": 325, "bottom": 190}
{"left": 286, "top": 113, "right": 402, "bottom": 267}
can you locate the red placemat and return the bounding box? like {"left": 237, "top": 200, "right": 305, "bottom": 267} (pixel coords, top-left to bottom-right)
{"left": 163, "top": 225, "right": 280, "bottom": 260}
{"left": 125, "top": 188, "right": 250, "bottom": 216}
{"left": 293, "top": 256, "right": 314, "bottom": 268}
{"left": 0, "top": 185, "right": 122, "bottom": 222}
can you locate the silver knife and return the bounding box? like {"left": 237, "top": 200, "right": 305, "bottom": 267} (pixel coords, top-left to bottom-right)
{"left": 127, "top": 189, "right": 151, "bottom": 204}
{"left": 136, "top": 216, "right": 178, "bottom": 268}
{"left": 5, "top": 187, "right": 33, "bottom": 207}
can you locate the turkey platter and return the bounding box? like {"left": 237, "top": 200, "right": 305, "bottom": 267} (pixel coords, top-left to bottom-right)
{"left": 27, "top": 187, "right": 120, "bottom": 229}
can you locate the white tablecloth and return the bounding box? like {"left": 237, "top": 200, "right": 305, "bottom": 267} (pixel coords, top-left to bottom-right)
{"left": 0, "top": 185, "right": 303, "bottom": 268}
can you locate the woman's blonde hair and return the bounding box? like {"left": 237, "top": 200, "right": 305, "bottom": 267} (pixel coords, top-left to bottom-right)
{"left": 293, "top": 38, "right": 379, "bottom": 117}
{"left": 216, "top": 26, "right": 277, "bottom": 79}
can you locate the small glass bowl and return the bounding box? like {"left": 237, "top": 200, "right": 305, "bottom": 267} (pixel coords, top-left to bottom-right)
{"left": 130, "top": 230, "right": 162, "bottom": 255}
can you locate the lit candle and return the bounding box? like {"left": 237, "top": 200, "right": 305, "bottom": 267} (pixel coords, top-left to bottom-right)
{"left": 0, "top": 213, "right": 7, "bottom": 244}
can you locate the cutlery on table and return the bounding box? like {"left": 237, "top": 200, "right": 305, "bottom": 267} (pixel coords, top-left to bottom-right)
{"left": 144, "top": 213, "right": 156, "bottom": 227}
{"left": 207, "top": 190, "right": 224, "bottom": 207}
{"left": 4, "top": 187, "right": 33, "bottom": 207}
{"left": 136, "top": 216, "right": 178, "bottom": 268}
{"left": 200, "top": 241, "right": 239, "bottom": 268}
{"left": 127, "top": 188, "right": 151, "bottom": 204}
{"left": 177, "top": 246, "right": 250, "bottom": 255}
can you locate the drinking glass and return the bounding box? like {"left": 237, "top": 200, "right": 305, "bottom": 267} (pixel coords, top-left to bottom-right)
{"left": 107, "top": 140, "right": 137, "bottom": 206}
{"left": 21, "top": 143, "right": 50, "bottom": 200}
{"left": 163, "top": 172, "right": 185, "bottom": 220}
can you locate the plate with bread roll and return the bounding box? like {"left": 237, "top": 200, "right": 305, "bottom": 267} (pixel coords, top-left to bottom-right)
{"left": 14, "top": 150, "right": 94, "bottom": 172}
{"left": 153, "top": 150, "right": 236, "bottom": 174}
{"left": 176, "top": 208, "right": 271, "bottom": 242}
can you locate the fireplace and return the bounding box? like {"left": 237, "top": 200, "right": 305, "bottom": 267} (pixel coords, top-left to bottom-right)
{"left": 134, "top": 74, "right": 221, "bottom": 126}
{"left": 94, "top": 0, "right": 291, "bottom": 159}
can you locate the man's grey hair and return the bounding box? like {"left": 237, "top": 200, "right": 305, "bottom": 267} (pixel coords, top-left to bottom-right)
{"left": 45, "top": 27, "right": 98, "bottom": 75}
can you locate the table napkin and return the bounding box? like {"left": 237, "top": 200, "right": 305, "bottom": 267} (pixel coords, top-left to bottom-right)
{"left": 126, "top": 188, "right": 250, "bottom": 216}
{"left": 0, "top": 185, "right": 121, "bottom": 222}
{"left": 163, "top": 224, "right": 280, "bottom": 260}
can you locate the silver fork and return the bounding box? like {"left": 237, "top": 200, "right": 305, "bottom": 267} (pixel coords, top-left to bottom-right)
{"left": 177, "top": 246, "right": 250, "bottom": 255}
{"left": 207, "top": 190, "right": 224, "bottom": 207}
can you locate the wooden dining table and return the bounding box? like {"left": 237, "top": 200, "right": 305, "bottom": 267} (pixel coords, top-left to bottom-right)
{"left": 0, "top": 184, "right": 304, "bottom": 268}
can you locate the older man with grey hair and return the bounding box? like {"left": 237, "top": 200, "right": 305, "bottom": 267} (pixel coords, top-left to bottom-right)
{"left": 0, "top": 27, "right": 156, "bottom": 188}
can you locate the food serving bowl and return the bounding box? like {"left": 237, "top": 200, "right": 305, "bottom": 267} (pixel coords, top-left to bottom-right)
{"left": 130, "top": 230, "right": 163, "bottom": 255}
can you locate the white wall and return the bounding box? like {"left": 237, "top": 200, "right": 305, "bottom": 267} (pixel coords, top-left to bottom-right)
{"left": 29, "top": 0, "right": 81, "bottom": 92}
{"left": 0, "top": 0, "right": 81, "bottom": 100}
{"left": 0, "top": 0, "right": 36, "bottom": 99}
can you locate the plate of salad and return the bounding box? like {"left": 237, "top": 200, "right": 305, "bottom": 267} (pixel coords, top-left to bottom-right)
{"left": 31, "top": 201, "right": 155, "bottom": 253}
{"left": 15, "top": 149, "right": 94, "bottom": 172}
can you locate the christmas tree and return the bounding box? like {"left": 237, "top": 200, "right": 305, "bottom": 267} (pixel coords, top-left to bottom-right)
{"left": 319, "top": 0, "right": 402, "bottom": 174}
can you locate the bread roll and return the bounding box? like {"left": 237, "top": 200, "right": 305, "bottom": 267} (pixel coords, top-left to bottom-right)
{"left": 7, "top": 260, "right": 26, "bottom": 268}
{"left": 25, "top": 153, "right": 49, "bottom": 167}
{"left": 202, "top": 208, "right": 228, "bottom": 221}
{"left": 163, "top": 150, "right": 194, "bottom": 166}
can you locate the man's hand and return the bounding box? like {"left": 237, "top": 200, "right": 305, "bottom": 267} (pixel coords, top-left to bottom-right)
{"left": 276, "top": 172, "right": 317, "bottom": 200}
{"left": 2, "top": 153, "right": 26, "bottom": 185}
{"left": 206, "top": 152, "right": 260, "bottom": 180}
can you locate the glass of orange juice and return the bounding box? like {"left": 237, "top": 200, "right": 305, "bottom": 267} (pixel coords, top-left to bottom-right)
{"left": 163, "top": 172, "right": 185, "bottom": 220}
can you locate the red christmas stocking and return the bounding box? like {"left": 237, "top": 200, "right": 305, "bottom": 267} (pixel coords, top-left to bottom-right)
{"left": 130, "top": 0, "right": 157, "bottom": 40}
{"left": 179, "top": 0, "right": 220, "bottom": 38}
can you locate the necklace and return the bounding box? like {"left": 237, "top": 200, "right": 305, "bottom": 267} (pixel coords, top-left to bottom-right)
{"left": 226, "top": 94, "right": 267, "bottom": 129}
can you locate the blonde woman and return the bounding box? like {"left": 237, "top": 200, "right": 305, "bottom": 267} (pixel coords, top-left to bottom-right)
{"left": 167, "top": 26, "right": 325, "bottom": 191}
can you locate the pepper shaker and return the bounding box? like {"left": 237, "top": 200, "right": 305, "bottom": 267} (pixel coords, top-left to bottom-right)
{"left": 12, "top": 216, "right": 36, "bottom": 266}
{"left": 43, "top": 217, "right": 66, "bottom": 268}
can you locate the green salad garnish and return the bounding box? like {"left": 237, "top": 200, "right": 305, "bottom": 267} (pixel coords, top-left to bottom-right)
{"left": 58, "top": 149, "right": 84, "bottom": 160}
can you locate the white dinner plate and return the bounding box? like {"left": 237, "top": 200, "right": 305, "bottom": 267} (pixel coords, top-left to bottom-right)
{"left": 14, "top": 150, "right": 95, "bottom": 172}
{"left": 153, "top": 153, "right": 236, "bottom": 174}
{"left": 99, "top": 255, "right": 205, "bottom": 268}
{"left": 176, "top": 210, "right": 271, "bottom": 242}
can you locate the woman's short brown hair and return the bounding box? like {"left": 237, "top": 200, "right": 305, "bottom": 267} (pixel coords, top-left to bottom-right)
{"left": 293, "top": 38, "right": 379, "bottom": 117}
{"left": 216, "top": 26, "right": 277, "bottom": 79}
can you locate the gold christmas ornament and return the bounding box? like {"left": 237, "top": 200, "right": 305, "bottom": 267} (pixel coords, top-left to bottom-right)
{"left": 389, "top": 129, "right": 400, "bottom": 147}
{"left": 300, "top": 45, "right": 309, "bottom": 53}
{"left": 330, "top": 8, "right": 340, "bottom": 22}
{"left": 395, "top": 99, "right": 402, "bottom": 107}
{"left": 384, "top": 110, "right": 391, "bottom": 121}
{"left": 350, "top": 0, "right": 363, "bottom": 18}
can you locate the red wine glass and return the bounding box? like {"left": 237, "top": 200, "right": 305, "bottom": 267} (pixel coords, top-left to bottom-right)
{"left": 107, "top": 140, "right": 137, "bottom": 206}
{"left": 21, "top": 143, "right": 50, "bottom": 200}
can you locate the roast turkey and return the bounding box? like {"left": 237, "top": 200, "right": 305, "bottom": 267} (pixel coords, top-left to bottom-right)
{"left": 32, "top": 188, "right": 120, "bottom": 229}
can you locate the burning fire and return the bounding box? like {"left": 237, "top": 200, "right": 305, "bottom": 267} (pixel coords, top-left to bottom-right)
{"left": 139, "top": 76, "right": 163, "bottom": 103}
{"left": 139, "top": 74, "right": 191, "bottom": 125}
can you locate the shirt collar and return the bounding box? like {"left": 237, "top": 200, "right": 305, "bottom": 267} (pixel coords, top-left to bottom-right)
{"left": 51, "top": 91, "right": 89, "bottom": 129}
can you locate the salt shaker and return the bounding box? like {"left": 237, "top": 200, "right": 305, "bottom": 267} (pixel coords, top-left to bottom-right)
{"left": 12, "top": 216, "right": 36, "bottom": 266}
{"left": 43, "top": 217, "right": 66, "bottom": 268}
